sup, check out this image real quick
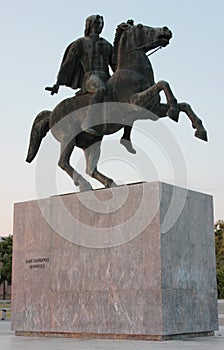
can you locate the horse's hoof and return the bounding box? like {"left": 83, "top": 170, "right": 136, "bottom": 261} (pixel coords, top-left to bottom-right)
{"left": 194, "top": 128, "right": 208, "bottom": 142}
{"left": 106, "top": 180, "right": 117, "bottom": 188}
{"left": 79, "top": 182, "right": 93, "bottom": 192}
{"left": 168, "top": 107, "right": 179, "bottom": 122}
{"left": 120, "top": 138, "right": 136, "bottom": 154}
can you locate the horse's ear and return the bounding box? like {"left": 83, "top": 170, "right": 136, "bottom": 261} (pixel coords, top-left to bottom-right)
{"left": 137, "top": 23, "right": 143, "bottom": 29}
{"left": 119, "top": 23, "right": 131, "bottom": 31}
{"left": 127, "top": 19, "right": 134, "bottom": 26}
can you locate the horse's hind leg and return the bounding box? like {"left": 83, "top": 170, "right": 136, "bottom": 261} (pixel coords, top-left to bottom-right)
{"left": 58, "top": 140, "right": 92, "bottom": 192}
{"left": 84, "top": 140, "right": 117, "bottom": 188}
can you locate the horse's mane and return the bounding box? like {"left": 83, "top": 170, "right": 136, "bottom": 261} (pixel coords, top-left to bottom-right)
{"left": 113, "top": 21, "right": 133, "bottom": 59}
{"left": 113, "top": 24, "right": 127, "bottom": 50}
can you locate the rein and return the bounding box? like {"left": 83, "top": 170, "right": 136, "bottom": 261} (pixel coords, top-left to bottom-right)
{"left": 129, "top": 44, "right": 162, "bottom": 56}
{"left": 147, "top": 46, "right": 162, "bottom": 56}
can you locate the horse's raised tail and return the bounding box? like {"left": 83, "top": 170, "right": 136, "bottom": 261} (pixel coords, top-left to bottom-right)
{"left": 26, "top": 110, "right": 51, "bottom": 163}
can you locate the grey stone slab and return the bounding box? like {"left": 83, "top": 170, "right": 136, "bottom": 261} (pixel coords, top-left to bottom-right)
{"left": 218, "top": 300, "right": 224, "bottom": 314}
{"left": 162, "top": 289, "right": 218, "bottom": 335}
{"left": 49, "top": 291, "right": 111, "bottom": 334}
{"left": 109, "top": 289, "right": 163, "bottom": 335}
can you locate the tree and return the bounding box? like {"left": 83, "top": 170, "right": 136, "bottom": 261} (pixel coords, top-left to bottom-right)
{"left": 214, "top": 220, "right": 224, "bottom": 298}
{"left": 0, "top": 235, "right": 13, "bottom": 299}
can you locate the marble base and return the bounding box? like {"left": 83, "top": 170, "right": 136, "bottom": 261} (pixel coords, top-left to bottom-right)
{"left": 11, "top": 182, "right": 219, "bottom": 339}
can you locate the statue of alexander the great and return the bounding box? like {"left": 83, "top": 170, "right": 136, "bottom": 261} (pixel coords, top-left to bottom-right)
{"left": 46, "top": 14, "right": 116, "bottom": 135}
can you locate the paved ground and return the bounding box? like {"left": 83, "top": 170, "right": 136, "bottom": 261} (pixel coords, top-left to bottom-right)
{"left": 1, "top": 321, "right": 224, "bottom": 350}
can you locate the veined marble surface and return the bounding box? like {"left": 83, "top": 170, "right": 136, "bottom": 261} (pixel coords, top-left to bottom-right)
{"left": 11, "top": 182, "right": 219, "bottom": 337}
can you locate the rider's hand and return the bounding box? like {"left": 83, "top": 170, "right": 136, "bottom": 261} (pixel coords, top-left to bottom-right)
{"left": 51, "top": 83, "right": 59, "bottom": 95}
{"left": 45, "top": 82, "right": 59, "bottom": 95}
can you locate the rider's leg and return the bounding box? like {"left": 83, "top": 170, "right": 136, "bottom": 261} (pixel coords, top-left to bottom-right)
{"left": 81, "top": 75, "right": 106, "bottom": 135}
{"left": 120, "top": 125, "right": 136, "bottom": 154}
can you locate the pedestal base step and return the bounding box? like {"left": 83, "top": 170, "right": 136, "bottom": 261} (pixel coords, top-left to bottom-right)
{"left": 15, "top": 331, "right": 215, "bottom": 341}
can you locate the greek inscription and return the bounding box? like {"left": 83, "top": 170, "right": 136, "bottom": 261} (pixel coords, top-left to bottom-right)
{"left": 25, "top": 257, "right": 50, "bottom": 270}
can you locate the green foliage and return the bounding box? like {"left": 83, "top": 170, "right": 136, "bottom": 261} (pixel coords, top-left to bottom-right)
{"left": 216, "top": 267, "right": 224, "bottom": 299}
{"left": 215, "top": 220, "right": 224, "bottom": 298}
{"left": 0, "top": 235, "right": 13, "bottom": 284}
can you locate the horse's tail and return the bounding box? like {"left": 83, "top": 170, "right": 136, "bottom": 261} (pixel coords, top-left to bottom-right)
{"left": 26, "top": 110, "right": 51, "bottom": 163}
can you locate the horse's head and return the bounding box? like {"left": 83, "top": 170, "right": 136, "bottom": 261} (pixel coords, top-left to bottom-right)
{"left": 116, "top": 22, "right": 172, "bottom": 55}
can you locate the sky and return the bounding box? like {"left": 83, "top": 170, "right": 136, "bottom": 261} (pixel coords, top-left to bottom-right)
{"left": 0, "top": 0, "right": 223, "bottom": 236}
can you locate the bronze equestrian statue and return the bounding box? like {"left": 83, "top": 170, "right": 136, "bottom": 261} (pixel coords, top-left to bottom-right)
{"left": 26, "top": 17, "right": 208, "bottom": 192}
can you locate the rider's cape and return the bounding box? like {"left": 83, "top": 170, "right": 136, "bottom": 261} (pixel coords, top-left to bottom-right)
{"left": 57, "top": 38, "right": 84, "bottom": 90}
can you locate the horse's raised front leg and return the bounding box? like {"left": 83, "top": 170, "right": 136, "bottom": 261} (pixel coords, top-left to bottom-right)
{"left": 156, "top": 103, "right": 208, "bottom": 141}
{"left": 130, "top": 80, "right": 179, "bottom": 122}
{"left": 178, "top": 102, "right": 207, "bottom": 141}
{"left": 58, "top": 140, "right": 93, "bottom": 192}
{"left": 84, "top": 140, "right": 117, "bottom": 188}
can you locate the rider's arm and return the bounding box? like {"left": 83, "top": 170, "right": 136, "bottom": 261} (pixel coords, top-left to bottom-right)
{"left": 56, "top": 38, "right": 82, "bottom": 86}
{"left": 45, "top": 39, "right": 82, "bottom": 95}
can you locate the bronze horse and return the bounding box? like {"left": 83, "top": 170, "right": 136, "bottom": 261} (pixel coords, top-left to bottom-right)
{"left": 26, "top": 22, "right": 207, "bottom": 191}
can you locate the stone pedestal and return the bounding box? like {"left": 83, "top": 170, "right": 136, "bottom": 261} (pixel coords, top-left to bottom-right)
{"left": 11, "top": 182, "right": 219, "bottom": 340}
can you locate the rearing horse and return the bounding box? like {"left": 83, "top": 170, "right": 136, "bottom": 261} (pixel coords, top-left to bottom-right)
{"left": 26, "top": 22, "right": 207, "bottom": 191}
